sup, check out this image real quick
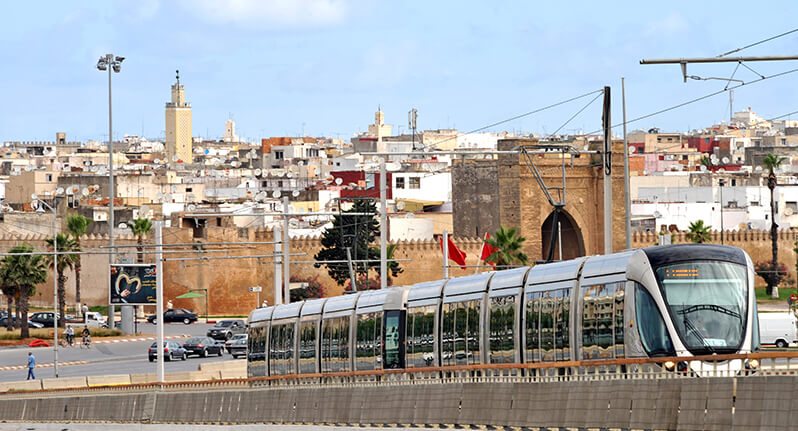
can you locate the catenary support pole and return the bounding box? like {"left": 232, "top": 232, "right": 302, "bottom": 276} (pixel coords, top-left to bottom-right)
{"left": 443, "top": 229, "right": 449, "bottom": 279}
{"left": 346, "top": 247, "right": 357, "bottom": 291}
{"left": 380, "top": 159, "right": 387, "bottom": 289}
{"left": 273, "top": 225, "right": 282, "bottom": 305}
{"left": 622, "top": 78, "right": 631, "bottom": 250}
{"left": 52, "top": 205, "right": 58, "bottom": 377}
{"left": 155, "top": 221, "right": 164, "bottom": 383}
{"left": 107, "top": 57, "right": 116, "bottom": 332}
{"left": 602, "top": 86, "right": 613, "bottom": 254}
{"left": 282, "top": 196, "right": 290, "bottom": 303}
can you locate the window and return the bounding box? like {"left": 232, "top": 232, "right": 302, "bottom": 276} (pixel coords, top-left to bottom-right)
{"left": 186, "top": 187, "right": 192, "bottom": 193}
{"left": 275, "top": 151, "right": 284, "bottom": 160}
{"left": 409, "top": 177, "right": 420, "bottom": 189}
{"left": 46, "top": 174, "right": 53, "bottom": 182}
{"left": 488, "top": 295, "right": 516, "bottom": 364}
{"left": 298, "top": 318, "right": 318, "bottom": 374}
{"left": 441, "top": 300, "right": 482, "bottom": 366}
{"left": 787, "top": 202, "right": 798, "bottom": 214}
{"left": 635, "top": 283, "right": 674, "bottom": 356}
{"left": 581, "top": 282, "right": 625, "bottom": 360}
{"left": 383, "top": 310, "right": 403, "bottom": 369}
{"left": 366, "top": 173, "right": 375, "bottom": 190}
{"left": 395, "top": 177, "right": 405, "bottom": 189}
{"left": 355, "top": 312, "right": 380, "bottom": 371}
{"left": 406, "top": 305, "right": 436, "bottom": 368}
{"left": 321, "top": 316, "right": 350, "bottom": 372}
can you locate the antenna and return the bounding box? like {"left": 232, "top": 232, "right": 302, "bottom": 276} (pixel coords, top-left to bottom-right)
{"left": 176, "top": 69, "right": 180, "bottom": 84}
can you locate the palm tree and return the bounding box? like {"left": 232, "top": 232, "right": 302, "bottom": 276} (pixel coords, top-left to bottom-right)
{"left": 384, "top": 243, "right": 403, "bottom": 286}
{"left": 127, "top": 218, "right": 152, "bottom": 263}
{"left": 686, "top": 220, "right": 712, "bottom": 243}
{"left": 66, "top": 215, "right": 92, "bottom": 306}
{"left": 484, "top": 226, "right": 529, "bottom": 267}
{"left": 763, "top": 153, "right": 787, "bottom": 298}
{"left": 45, "top": 234, "right": 80, "bottom": 328}
{"left": 3, "top": 244, "right": 47, "bottom": 338}
{"left": 0, "top": 264, "right": 16, "bottom": 331}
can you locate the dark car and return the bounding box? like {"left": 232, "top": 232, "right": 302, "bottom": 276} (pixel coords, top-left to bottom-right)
{"left": 225, "top": 333, "right": 247, "bottom": 353}
{"left": 0, "top": 316, "right": 44, "bottom": 329}
{"left": 148, "top": 341, "right": 187, "bottom": 362}
{"left": 207, "top": 319, "right": 246, "bottom": 341}
{"left": 29, "top": 312, "right": 60, "bottom": 328}
{"left": 182, "top": 336, "right": 223, "bottom": 357}
{"left": 146, "top": 308, "right": 198, "bottom": 325}
{"left": 228, "top": 337, "right": 248, "bottom": 359}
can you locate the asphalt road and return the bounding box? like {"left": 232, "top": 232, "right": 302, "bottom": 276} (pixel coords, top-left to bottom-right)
{"left": 0, "top": 322, "right": 242, "bottom": 382}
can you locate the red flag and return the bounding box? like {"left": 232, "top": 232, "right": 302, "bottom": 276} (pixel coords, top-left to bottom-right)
{"left": 480, "top": 233, "right": 497, "bottom": 267}
{"left": 440, "top": 236, "right": 467, "bottom": 269}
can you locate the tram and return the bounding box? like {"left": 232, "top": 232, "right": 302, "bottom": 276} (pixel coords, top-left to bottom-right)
{"left": 247, "top": 244, "right": 759, "bottom": 377}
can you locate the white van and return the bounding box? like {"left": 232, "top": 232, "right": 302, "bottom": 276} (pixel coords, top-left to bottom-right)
{"left": 758, "top": 312, "right": 798, "bottom": 348}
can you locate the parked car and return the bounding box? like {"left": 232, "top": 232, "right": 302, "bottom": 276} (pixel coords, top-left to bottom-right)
{"left": 225, "top": 334, "right": 248, "bottom": 353}
{"left": 229, "top": 337, "right": 248, "bottom": 359}
{"left": 146, "top": 308, "right": 198, "bottom": 325}
{"left": 0, "top": 316, "right": 44, "bottom": 329}
{"left": 207, "top": 319, "right": 246, "bottom": 341}
{"left": 148, "top": 341, "right": 187, "bottom": 362}
{"left": 29, "top": 312, "right": 60, "bottom": 328}
{"left": 182, "top": 336, "right": 224, "bottom": 357}
{"left": 66, "top": 311, "right": 107, "bottom": 328}
{"left": 759, "top": 312, "right": 798, "bottom": 348}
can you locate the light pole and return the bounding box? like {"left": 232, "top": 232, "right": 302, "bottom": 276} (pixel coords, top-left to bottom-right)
{"left": 719, "top": 178, "right": 725, "bottom": 244}
{"left": 97, "top": 53, "right": 124, "bottom": 330}
{"left": 34, "top": 197, "right": 59, "bottom": 377}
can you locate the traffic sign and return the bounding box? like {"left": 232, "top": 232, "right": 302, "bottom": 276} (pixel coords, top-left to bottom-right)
{"left": 790, "top": 294, "right": 797, "bottom": 305}
{"left": 248, "top": 286, "right": 262, "bottom": 293}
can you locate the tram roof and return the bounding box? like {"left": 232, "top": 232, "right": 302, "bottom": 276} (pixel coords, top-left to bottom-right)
{"left": 581, "top": 250, "right": 637, "bottom": 280}
{"left": 299, "top": 297, "right": 328, "bottom": 317}
{"left": 323, "top": 291, "right": 362, "bottom": 313}
{"left": 249, "top": 306, "right": 274, "bottom": 323}
{"left": 407, "top": 279, "right": 447, "bottom": 302}
{"left": 443, "top": 272, "right": 493, "bottom": 298}
{"left": 356, "top": 286, "right": 409, "bottom": 313}
{"left": 489, "top": 267, "right": 531, "bottom": 290}
{"left": 272, "top": 301, "right": 304, "bottom": 320}
{"left": 642, "top": 244, "right": 747, "bottom": 267}
{"left": 526, "top": 257, "right": 587, "bottom": 286}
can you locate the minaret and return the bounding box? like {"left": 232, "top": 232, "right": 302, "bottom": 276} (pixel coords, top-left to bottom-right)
{"left": 165, "top": 70, "right": 193, "bottom": 163}
{"left": 367, "top": 106, "right": 391, "bottom": 141}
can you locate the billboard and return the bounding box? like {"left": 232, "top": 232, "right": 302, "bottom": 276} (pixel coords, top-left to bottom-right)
{"left": 109, "top": 264, "right": 157, "bottom": 305}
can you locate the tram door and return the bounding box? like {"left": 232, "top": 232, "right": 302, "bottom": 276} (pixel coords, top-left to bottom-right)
{"left": 383, "top": 310, "right": 406, "bottom": 369}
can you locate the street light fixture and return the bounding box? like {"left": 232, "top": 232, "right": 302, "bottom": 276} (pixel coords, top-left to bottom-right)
{"left": 33, "top": 197, "right": 59, "bottom": 377}
{"left": 719, "top": 178, "right": 725, "bottom": 245}
{"left": 97, "top": 53, "right": 124, "bottom": 330}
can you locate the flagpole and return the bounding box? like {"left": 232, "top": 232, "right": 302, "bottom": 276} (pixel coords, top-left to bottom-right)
{"left": 475, "top": 233, "right": 486, "bottom": 274}
{"left": 442, "top": 229, "right": 449, "bottom": 279}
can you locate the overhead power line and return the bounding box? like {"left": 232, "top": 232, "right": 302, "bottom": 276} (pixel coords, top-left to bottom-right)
{"left": 718, "top": 28, "right": 798, "bottom": 58}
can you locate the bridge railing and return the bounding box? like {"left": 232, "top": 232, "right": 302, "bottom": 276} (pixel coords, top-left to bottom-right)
{"left": 3, "top": 350, "right": 798, "bottom": 398}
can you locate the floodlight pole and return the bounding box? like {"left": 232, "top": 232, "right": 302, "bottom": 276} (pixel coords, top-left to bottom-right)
{"left": 155, "top": 221, "right": 165, "bottom": 383}
{"left": 37, "top": 199, "right": 59, "bottom": 377}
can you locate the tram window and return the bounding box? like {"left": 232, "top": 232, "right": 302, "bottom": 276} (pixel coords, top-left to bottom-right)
{"left": 554, "top": 289, "right": 568, "bottom": 361}
{"left": 540, "top": 291, "right": 555, "bottom": 361}
{"left": 525, "top": 292, "right": 541, "bottom": 362}
{"left": 285, "top": 323, "right": 295, "bottom": 374}
{"left": 384, "top": 310, "right": 403, "bottom": 369}
{"left": 454, "top": 303, "right": 468, "bottom": 365}
{"left": 299, "top": 319, "right": 317, "bottom": 374}
{"left": 635, "top": 283, "right": 675, "bottom": 356}
{"left": 581, "top": 285, "right": 601, "bottom": 360}
{"left": 596, "top": 284, "right": 614, "bottom": 359}
{"left": 339, "top": 317, "right": 350, "bottom": 371}
{"left": 407, "top": 305, "right": 436, "bottom": 368}
{"left": 269, "top": 324, "right": 282, "bottom": 375}
{"left": 489, "top": 295, "right": 516, "bottom": 364}
{"left": 752, "top": 300, "right": 761, "bottom": 351}
{"left": 467, "top": 299, "right": 481, "bottom": 365}
{"left": 356, "top": 313, "right": 377, "bottom": 371}
{"left": 614, "top": 282, "right": 625, "bottom": 359}
{"left": 442, "top": 303, "right": 455, "bottom": 366}
{"left": 561, "top": 288, "right": 572, "bottom": 361}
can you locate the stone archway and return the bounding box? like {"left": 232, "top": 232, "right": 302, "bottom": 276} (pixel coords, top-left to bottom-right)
{"left": 541, "top": 208, "right": 585, "bottom": 262}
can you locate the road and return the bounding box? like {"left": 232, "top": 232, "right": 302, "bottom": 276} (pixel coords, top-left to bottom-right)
{"left": 0, "top": 322, "right": 241, "bottom": 382}
{"left": 0, "top": 425, "right": 401, "bottom": 431}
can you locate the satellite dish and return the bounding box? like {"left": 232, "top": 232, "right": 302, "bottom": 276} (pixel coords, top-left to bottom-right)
{"left": 628, "top": 146, "right": 636, "bottom": 154}
{"left": 66, "top": 187, "right": 74, "bottom": 195}
{"left": 289, "top": 219, "right": 299, "bottom": 228}
{"left": 172, "top": 155, "right": 179, "bottom": 162}
{"left": 232, "top": 161, "right": 241, "bottom": 168}
{"left": 405, "top": 213, "right": 414, "bottom": 219}
{"left": 81, "top": 188, "right": 89, "bottom": 197}
{"left": 272, "top": 190, "right": 282, "bottom": 198}
{"left": 31, "top": 193, "right": 38, "bottom": 200}
{"left": 385, "top": 162, "right": 401, "bottom": 172}
{"left": 653, "top": 211, "right": 662, "bottom": 218}
{"left": 118, "top": 223, "right": 128, "bottom": 229}
{"left": 313, "top": 167, "right": 321, "bottom": 175}
{"left": 785, "top": 207, "right": 795, "bottom": 216}
{"left": 254, "top": 168, "right": 262, "bottom": 176}
{"left": 154, "top": 159, "right": 161, "bottom": 164}
{"left": 156, "top": 192, "right": 164, "bottom": 199}
{"left": 171, "top": 185, "right": 177, "bottom": 193}
{"left": 396, "top": 201, "right": 406, "bottom": 210}
{"left": 292, "top": 190, "right": 300, "bottom": 197}
{"left": 188, "top": 204, "right": 197, "bottom": 212}
{"left": 722, "top": 157, "right": 730, "bottom": 164}
{"left": 298, "top": 161, "right": 304, "bottom": 166}
{"left": 700, "top": 165, "right": 707, "bottom": 172}
{"left": 335, "top": 177, "right": 343, "bottom": 185}
{"left": 164, "top": 193, "right": 172, "bottom": 201}
{"left": 755, "top": 166, "right": 763, "bottom": 172}
{"left": 56, "top": 187, "right": 64, "bottom": 195}
{"left": 286, "top": 172, "right": 293, "bottom": 178}
{"left": 24, "top": 166, "right": 32, "bottom": 172}
{"left": 277, "top": 171, "right": 284, "bottom": 177}
{"left": 141, "top": 205, "right": 150, "bottom": 214}
{"left": 719, "top": 168, "right": 726, "bottom": 173}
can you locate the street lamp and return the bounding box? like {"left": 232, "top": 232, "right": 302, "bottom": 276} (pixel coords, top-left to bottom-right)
{"left": 33, "top": 196, "right": 59, "bottom": 378}
{"left": 719, "top": 178, "right": 725, "bottom": 245}
{"left": 97, "top": 53, "right": 124, "bottom": 329}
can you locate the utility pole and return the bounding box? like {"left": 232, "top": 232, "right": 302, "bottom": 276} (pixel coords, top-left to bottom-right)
{"left": 602, "top": 86, "right": 613, "bottom": 254}
{"left": 379, "top": 159, "right": 387, "bottom": 289}
{"left": 442, "top": 229, "right": 449, "bottom": 279}
{"left": 282, "top": 196, "right": 290, "bottom": 304}
{"left": 154, "top": 221, "right": 164, "bottom": 383}
{"left": 273, "top": 225, "right": 282, "bottom": 305}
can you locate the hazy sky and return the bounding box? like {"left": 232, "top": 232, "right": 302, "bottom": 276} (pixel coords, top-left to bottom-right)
{"left": 2, "top": 1, "right": 798, "bottom": 143}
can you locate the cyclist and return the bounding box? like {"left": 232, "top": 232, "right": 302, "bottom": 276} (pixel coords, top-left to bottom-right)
{"left": 64, "top": 325, "right": 75, "bottom": 347}
{"left": 81, "top": 326, "right": 91, "bottom": 347}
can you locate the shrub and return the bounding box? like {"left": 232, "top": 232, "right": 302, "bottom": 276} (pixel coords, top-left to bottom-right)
{"left": 290, "top": 274, "right": 327, "bottom": 302}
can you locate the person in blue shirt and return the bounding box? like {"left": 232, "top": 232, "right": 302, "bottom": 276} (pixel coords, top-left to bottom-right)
{"left": 26, "top": 352, "right": 35, "bottom": 380}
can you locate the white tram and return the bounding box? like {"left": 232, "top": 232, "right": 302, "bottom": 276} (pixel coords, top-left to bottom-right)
{"left": 248, "top": 244, "right": 759, "bottom": 377}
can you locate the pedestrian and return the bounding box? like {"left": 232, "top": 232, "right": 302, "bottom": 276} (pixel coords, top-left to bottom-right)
{"left": 81, "top": 303, "right": 88, "bottom": 321}
{"left": 261, "top": 300, "right": 268, "bottom": 308}
{"left": 167, "top": 300, "right": 173, "bottom": 309}
{"left": 26, "top": 352, "right": 35, "bottom": 380}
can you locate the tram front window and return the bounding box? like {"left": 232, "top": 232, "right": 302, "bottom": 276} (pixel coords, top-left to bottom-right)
{"left": 655, "top": 261, "right": 747, "bottom": 354}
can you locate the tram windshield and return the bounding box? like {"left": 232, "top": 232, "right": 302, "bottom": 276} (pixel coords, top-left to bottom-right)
{"left": 655, "top": 260, "right": 747, "bottom": 354}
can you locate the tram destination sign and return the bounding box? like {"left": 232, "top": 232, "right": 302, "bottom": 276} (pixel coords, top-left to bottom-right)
{"left": 109, "top": 264, "right": 157, "bottom": 305}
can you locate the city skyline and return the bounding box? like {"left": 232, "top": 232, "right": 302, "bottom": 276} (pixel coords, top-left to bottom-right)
{"left": 2, "top": 1, "right": 798, "bottom": 142}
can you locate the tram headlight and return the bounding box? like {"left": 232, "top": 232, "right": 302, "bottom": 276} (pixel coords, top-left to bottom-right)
{"left": 664, "top": 361, "right": 676, "bottom": 371}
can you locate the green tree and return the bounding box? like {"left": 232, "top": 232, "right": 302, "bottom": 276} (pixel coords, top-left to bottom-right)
{"left": 700, "top": 155, "right": 712, "bottom": 169}
{"left": 686, "top": 220, "right": 712, "bottom": 244}
{"left": 45, "top": 234, "right": 80, "bottom": 328}
{"left": 0, "top": 264, "right": 17, "bottom": 331}
{"left": 314, "top": 199, "right": 402, "bottom": 290}
{"left": 127, "top": 218, "right": 152, "bottom": 263}
{"left": 2, "top": 244, "right": 47, "bottom": 338}
{"left": 484, "top": 225, "right": 529, "bottom": 267}
{"left": 386, "top": 243, "right": 403, "bottom": 284}
{"left": 763, "top": 153, "right": 786, "bottom": 298}
{"left": 66, "top": 215, "right": 92, "bottom": 305}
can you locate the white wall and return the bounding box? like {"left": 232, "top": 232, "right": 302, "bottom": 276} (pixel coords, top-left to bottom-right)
{"left": 389, "top": 216, "right": 434, "bottom": 241}
{"left": 392, "top": 171, "right": 451, "bottom": 202}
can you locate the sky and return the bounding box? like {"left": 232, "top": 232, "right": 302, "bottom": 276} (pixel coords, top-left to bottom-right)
{"left": 2, "top": 1, "right": 798, "bottom": 143}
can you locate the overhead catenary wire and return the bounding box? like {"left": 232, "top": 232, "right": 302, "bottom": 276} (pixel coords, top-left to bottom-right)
{"left": 717, "top": 28, "right": 798, "bottom": 58}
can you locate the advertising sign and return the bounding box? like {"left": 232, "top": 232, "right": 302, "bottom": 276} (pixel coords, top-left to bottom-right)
{"left": 109, "top": 264, "right": 157, "bottom": 305}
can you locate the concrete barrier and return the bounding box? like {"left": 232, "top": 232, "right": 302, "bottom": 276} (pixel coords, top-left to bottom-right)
{"left": 0, "top": 379, "right": 43, "bottom": 392}
{"left": 87, "top": 374, "right": 131, "bottom": 386}
{"left": 129, "top": 372, "right": 157, "bottom": 384}
{"left": 41, "top": 376, "right": 87, "bottom": 390}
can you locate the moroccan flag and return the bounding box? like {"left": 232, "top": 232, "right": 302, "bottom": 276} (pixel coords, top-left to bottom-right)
{"left": 480, "top": 233, "right": 497, "bottom": 267}
{"left": 440, "top": 236, "right": 467, "bottom": 269}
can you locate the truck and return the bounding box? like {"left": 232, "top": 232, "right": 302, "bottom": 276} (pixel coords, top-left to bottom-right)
{"left": 66, "top": 312, "right": 107, "bottom": 328}
{"left": 758, "top": 312, "right": 797, "bottom": 348}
